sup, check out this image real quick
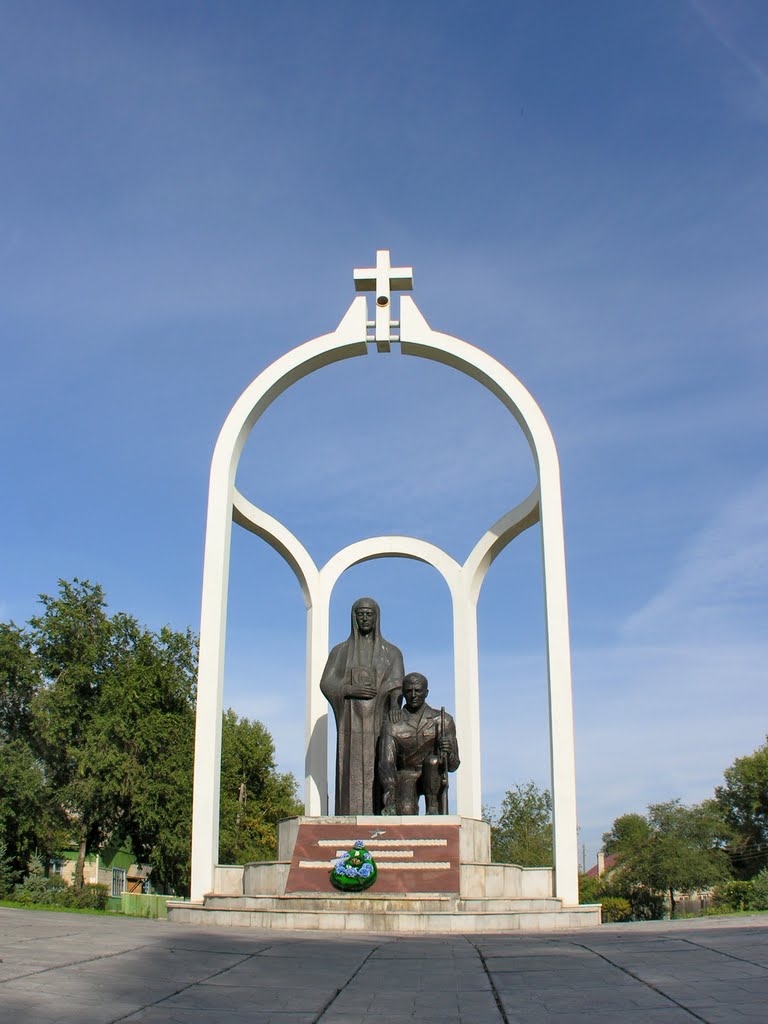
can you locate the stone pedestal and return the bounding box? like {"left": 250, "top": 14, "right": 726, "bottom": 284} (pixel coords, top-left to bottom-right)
{"left": 168, "top": 817, "right": 600, "bottom": 933}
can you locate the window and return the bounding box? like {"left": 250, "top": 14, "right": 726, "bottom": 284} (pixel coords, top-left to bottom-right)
{"left": 111, "top": 868, "right": 127, "bottom": 897}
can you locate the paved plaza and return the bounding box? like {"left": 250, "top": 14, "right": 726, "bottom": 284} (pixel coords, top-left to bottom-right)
{"left": 2, "top": 908, "right": 768, "bottom": 1023}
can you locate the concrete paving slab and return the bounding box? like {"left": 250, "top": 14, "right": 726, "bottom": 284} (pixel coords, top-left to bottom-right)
{"left": 123, "top": 1011, "right": 318, "bottom": 1024}
{"left": 2, "top": 908, "right": 768, "bottom": 1022}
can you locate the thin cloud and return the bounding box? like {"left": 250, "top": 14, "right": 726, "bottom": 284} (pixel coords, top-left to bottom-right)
{"left": 690, "top": 0, "right": 768, "bottom": 92}
{"left": 623, "top": 472, "right": 768, "bottom": 643}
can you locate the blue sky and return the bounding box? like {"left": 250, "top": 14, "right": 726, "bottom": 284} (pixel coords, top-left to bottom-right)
{"left": 2, "top": 1, "right": 767, "bottom": 865}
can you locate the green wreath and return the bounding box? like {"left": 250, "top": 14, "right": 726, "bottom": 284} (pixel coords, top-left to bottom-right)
{"left": 330, "top": 840, "right": 378, "bottom": 893}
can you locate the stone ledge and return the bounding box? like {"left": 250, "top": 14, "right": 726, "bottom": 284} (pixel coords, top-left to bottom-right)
{"left": 460, "top": 861, "right": 553, "bottom": 899}
{"left": 167, "top": 902, "right": 601, "bottom": 933}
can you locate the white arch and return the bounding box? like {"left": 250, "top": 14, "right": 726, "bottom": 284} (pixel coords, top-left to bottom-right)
{"left": 399, "top": 297, "right": 578, "bottom": 907}
{"left": 190, "top": 293, "right": 579, "bottom": 907}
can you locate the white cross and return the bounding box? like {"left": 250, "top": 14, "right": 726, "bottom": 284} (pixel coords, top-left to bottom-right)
{"left": 353, "top": 249, "right": 413, "bottom": 351}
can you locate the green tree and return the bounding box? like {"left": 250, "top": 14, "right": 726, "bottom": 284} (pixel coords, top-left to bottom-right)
{"left": 0, "top": 842, "right": 16, "bottom": 898}
{"left": 27, "top": 580, "right": 200, "bottom": 892}
{"left": 0, "top": 623, "right": 39, "bottom": 741}
{"left": 86, "top": 614, "right": 199, "bottom": 896}
{"left": 602, "top": 812, "right": 650, "bottom": 853}
{"left": 603, "top": 799, "right": 731, "bottom": 917}
{"left": 1, "top": 580, "right": 300, "bottom": 897}
{"left": 29, "top": 580, "right": 116, "bottom": 886}
{"left": 219, "top": 709, "right": 302, "bottom": 864}
{"left": 0, "top": 738, "right": 61, "bottom": 883}
{"left": 0, "top": 623, "right": 67, "bottom": 878}
{"left": 715, "top": 738, "right": 768, "bottom": 879}
{"left": 485, "top": 781, "right": 553, "bottom": 866}
{"left": 748, "top": 866, "right": 768, "bottom": 910}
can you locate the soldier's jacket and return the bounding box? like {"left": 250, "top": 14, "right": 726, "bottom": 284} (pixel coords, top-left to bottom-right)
{"left": 378, "top": 704, "right": 460, "bottom": 777}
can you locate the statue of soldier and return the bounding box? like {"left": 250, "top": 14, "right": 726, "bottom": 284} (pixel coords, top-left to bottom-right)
{"left": 320, "top": 597, "right": 404, "bottom": 815}
{"left": 378, "top": 672, "right": 460, "bottom": 815}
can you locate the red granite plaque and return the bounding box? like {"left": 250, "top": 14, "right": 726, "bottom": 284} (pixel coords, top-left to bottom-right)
{"left": 285, "top": 821, "right": 460, "bottom": 894}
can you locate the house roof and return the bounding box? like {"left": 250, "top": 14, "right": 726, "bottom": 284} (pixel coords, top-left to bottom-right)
{"left": 584, "top": 853, "right": 619, "bottom": 878}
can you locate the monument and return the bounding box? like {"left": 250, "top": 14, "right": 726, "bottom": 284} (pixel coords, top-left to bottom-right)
{"left": 169, "top": 250, "right": 601, "bottom": 932}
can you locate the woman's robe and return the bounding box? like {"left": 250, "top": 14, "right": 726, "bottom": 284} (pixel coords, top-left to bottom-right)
{"left": 320, "top": 598, "right": 405, "bottom": 814}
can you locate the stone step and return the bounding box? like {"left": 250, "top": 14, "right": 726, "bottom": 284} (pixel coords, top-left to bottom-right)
{"left": 167, "top": 901, "right": 601, "bottom": 933}
{"left": 203, "top": 893, "right": 567, "bottom": 914}
{"left": 458, "top": 897, "right": 563, "bottom": 912}
{"left": 205, "top": 894, "right": 456, "bottom": 913}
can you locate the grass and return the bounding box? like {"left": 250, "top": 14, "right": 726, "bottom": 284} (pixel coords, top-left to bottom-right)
{"left": 673, "top": 906, "right": 768, "bottom": 919}
{"left": 0, "top": 900, "right": 116, "bottom": 916}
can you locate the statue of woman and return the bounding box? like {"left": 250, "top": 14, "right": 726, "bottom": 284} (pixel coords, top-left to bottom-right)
{"left": 320, "top": 597, "right": 404, "bottom": 814}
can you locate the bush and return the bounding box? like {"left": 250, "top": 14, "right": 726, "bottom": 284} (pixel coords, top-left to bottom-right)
{"left": 0, "top": 843, "right": 19, "bottom": 898}
{"left": 69, "top": 883, "right": 109, "bottom": 910}
{"left": 579, "top": 870, "right": 666, "bottom": 920}
{"left": 626, "top": 886, "right": 667, "bottom": 921}
{"left": 11, "top": 875, "right": 109, "bottom": 910}
{"left": 600, "top": 897, "right": 632, "bottom": 923}
{"left": 578, "top": 873, "right": 602, "bottom": 904}
{"left": 748, "top": 868, "right": 768, "bottom": 911}
{"left": 12, "top": 874, "right": 69, "bottom": 905}
{"left": 713, "top": 880, "right": 753, "bottom": 913}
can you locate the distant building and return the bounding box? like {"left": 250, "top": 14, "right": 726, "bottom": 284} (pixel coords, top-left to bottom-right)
{"left": 50, "top": 844, "right": 151, "bottom": 897}
{"left": 584, "top": 851, "right": 618, "bottom": 878}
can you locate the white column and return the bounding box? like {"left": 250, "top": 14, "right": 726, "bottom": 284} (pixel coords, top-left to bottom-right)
{"left": 451, "top": 586, "right": 482, "bottom": 818}
{"left": 190, "top": 453, "right": 234, "bottom": 901}
{"left": 539, "top": 469, "right": 579, "bottom": 906}
{"left": 304, "top": 590, "right": 330, "bottom": 815}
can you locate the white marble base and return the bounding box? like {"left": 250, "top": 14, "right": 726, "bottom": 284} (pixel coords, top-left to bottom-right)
{"left": 169, "top": 817, "right": 600, "bottom": 933}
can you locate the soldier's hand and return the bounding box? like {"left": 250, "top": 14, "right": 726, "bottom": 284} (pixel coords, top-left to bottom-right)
{"left": 388, "top": 708, "right": 403, "bottom": 723}
{"left": 438, "top": 739, "right": 452, "bottom": 756}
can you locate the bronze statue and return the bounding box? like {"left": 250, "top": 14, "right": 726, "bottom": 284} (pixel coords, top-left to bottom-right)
{"left": 320, "top": 597, "right": 404, "bottom": 814}
{"left": 379, "top": 672, "right": 460, "bottom": 815}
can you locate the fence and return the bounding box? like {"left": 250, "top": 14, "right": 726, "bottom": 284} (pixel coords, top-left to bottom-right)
{"left": 117, "top": 893, "right": 184, "bottom": 918}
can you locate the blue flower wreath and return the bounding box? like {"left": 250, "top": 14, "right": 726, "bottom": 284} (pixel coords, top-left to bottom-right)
{"left": 330, "top": 839, "right": 378, "bottom": 892}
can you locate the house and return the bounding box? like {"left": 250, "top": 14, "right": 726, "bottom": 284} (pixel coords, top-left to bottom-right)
{"left": 584, "top": 852, "right": 618, "bottom": 878}
{"left": 50, "top": 844, "right": 151, "bottom": 896}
